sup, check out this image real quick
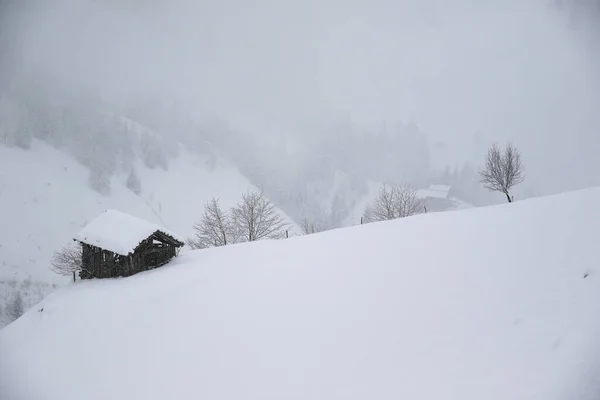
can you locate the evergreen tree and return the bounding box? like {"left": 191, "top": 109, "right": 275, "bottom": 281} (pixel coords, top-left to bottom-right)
{"left": 89, "top": 167, "right": 111, "bottom": 195}
{"left": 126, "top": 166, "right": 142, "bottom": 195}
{"left": 7, "top": 291, "right": 24, "bottom": 322}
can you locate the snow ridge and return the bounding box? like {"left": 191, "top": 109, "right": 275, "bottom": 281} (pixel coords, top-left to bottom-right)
{"left": 2, "top": 187, "right": 600, "bottom": 400}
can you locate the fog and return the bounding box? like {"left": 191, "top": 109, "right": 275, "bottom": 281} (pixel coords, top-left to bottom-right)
{"left": 1, "top": 0, "right": 599, "bottom": 224}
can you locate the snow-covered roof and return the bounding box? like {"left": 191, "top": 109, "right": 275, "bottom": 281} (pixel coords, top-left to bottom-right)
{"left": 417, "top": 184, "right": 452, "bottom": 199}
{"left": 429, "top": 184, "right": 452, "bottom": 194}
{"left": 74, "top": 209, "right": 183, "bottom": 256}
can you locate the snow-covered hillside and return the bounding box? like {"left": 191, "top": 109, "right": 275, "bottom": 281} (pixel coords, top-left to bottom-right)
{"left": 2, "top": 187, "right": 600, "bottom": 400}
{"left": 0, "top": 140, "right": 290, "bottom": 326}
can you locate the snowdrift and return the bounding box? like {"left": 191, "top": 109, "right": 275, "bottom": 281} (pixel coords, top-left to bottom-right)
{"left": 2, "top": 187, "right": 600, "bottom": 400}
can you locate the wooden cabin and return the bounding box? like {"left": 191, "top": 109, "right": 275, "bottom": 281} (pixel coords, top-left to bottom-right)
{"left": 74, "top": 209, "right": 184, "bottom": 279}
{"left": 417, "top": 184, "right": 456, "bottom": 212}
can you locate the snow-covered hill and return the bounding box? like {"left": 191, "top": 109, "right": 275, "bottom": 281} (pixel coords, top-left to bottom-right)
{"left": 0, "top": 139, "right": 291, "bottom": 327}
{"left": 2, "top": 187, "right": 600, "bottom": 400}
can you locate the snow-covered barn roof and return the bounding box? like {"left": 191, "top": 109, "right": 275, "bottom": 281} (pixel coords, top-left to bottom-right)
{"left": 74, "top": 209, "right": 184, "bottom": 256}
{"left": 429, "top": 184, "right": 452, "bottom": 194}
{"left": 417, "top": 184, "right": 452, "bottom": 199}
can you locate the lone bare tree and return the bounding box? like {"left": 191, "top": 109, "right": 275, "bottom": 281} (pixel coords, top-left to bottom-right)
{"left": 187, "top": 197, "right": 238, "bottom": 249}
{"left": 363, "top": 183, "right": 424, "bottom": 223}
{"left": 232, "top": 190, "right": 289, "bottom": 242}
{"left": 50, "top": 242, "right": 83, "bottom": 280}
{"left": 479, "top": 143, "right": 525, "bottom": 203}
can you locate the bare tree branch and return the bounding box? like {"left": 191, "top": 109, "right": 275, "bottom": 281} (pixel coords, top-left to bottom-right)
{"left": 187, "top": 197, "right": 237, "bottom": 249}
{"left": 50, "top": 242, "right": 83, "bottom": 276}
{"left": 479, "top": 142, "right": 525, "bottom": 202}
{"left": 232, "top": 190, "right": 289, "bottom": 242}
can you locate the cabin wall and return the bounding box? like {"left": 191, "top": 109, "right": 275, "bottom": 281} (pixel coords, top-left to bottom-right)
{"left": 80, "top": 245, "right": 133, "bottom": 279}
{"left": 78, "top": 234, "right": 181, "bottom": 279}
{"left": 80, "top": 244, "right": 94, "bottom": 279}
{"left": 132, "top": 237, "right": 178, "bottom": 272}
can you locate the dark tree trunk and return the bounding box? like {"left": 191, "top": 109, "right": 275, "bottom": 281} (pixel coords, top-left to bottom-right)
{"left": 505, "top": 192, "right": 512, "bottom": 203}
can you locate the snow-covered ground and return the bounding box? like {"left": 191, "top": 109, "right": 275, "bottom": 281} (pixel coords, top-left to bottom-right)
{"left": 0, "top": 140, "right": 292, "bottom": 327}
{"left": 2, "top": 187, "right": 600, "bottom": 400}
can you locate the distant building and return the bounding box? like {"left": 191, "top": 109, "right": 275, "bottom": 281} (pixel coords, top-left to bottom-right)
{"left": 417, "top": 184, "right": 472, "bottom": 212}
{"left": 73, "top": 209, "right": 184, "bottom": 279}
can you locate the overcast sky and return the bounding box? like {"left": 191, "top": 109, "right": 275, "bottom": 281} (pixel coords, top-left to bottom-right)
{"left": 2, "top": 0, "right": 599, "bottom": 193}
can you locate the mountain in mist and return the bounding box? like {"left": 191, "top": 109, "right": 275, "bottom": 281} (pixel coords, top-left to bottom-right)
{"left": 0, "top": 103, "right": 297, "bottom": 328}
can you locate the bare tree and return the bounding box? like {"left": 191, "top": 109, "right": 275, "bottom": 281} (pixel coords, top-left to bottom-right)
{"left": 479, "top": 143, "right": 525, "bottom": 203}
{"left": 300, "top": 215, "right": 323, "bottom": 235}
{"left": 50, "top": 242, "right": 83, "bottom": 277}
{"left": 187, "top": 197, "right": 238, "bottom": 249}
{"left": 393, "top": 183, "right": 425, "bottom": 218}
{"left": 363, "top": 183, "right": 424, "bottom": 223}
{"left": 232, "top": 190, "right": 289, "bottom": 242}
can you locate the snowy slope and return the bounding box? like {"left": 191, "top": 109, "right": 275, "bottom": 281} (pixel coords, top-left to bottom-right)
{"left": 2, "top": 187, "right": 600, "bottom": 400}
{"left": 0, "top": 140, "right": 291, "bottom": 326}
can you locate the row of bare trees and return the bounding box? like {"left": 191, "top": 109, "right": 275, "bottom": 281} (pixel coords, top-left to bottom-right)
{"left": 187, "top": 190, "right": 290, "bottom": 249}
{"left": 361, "top": 142, "right": 525, "bottom": 224}
{"left": 362, "top": 184, "right": 425, "bottom": 223}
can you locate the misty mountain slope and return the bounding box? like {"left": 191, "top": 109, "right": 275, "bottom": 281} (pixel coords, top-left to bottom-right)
{"left": 0, "top": 138, "right": 294, "bottom": 327}
{"left": 0, "top": 140, "right": 259, "bottom": 281}
{"left": 2, "top": 187, "right": 600, "bottom": 400}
